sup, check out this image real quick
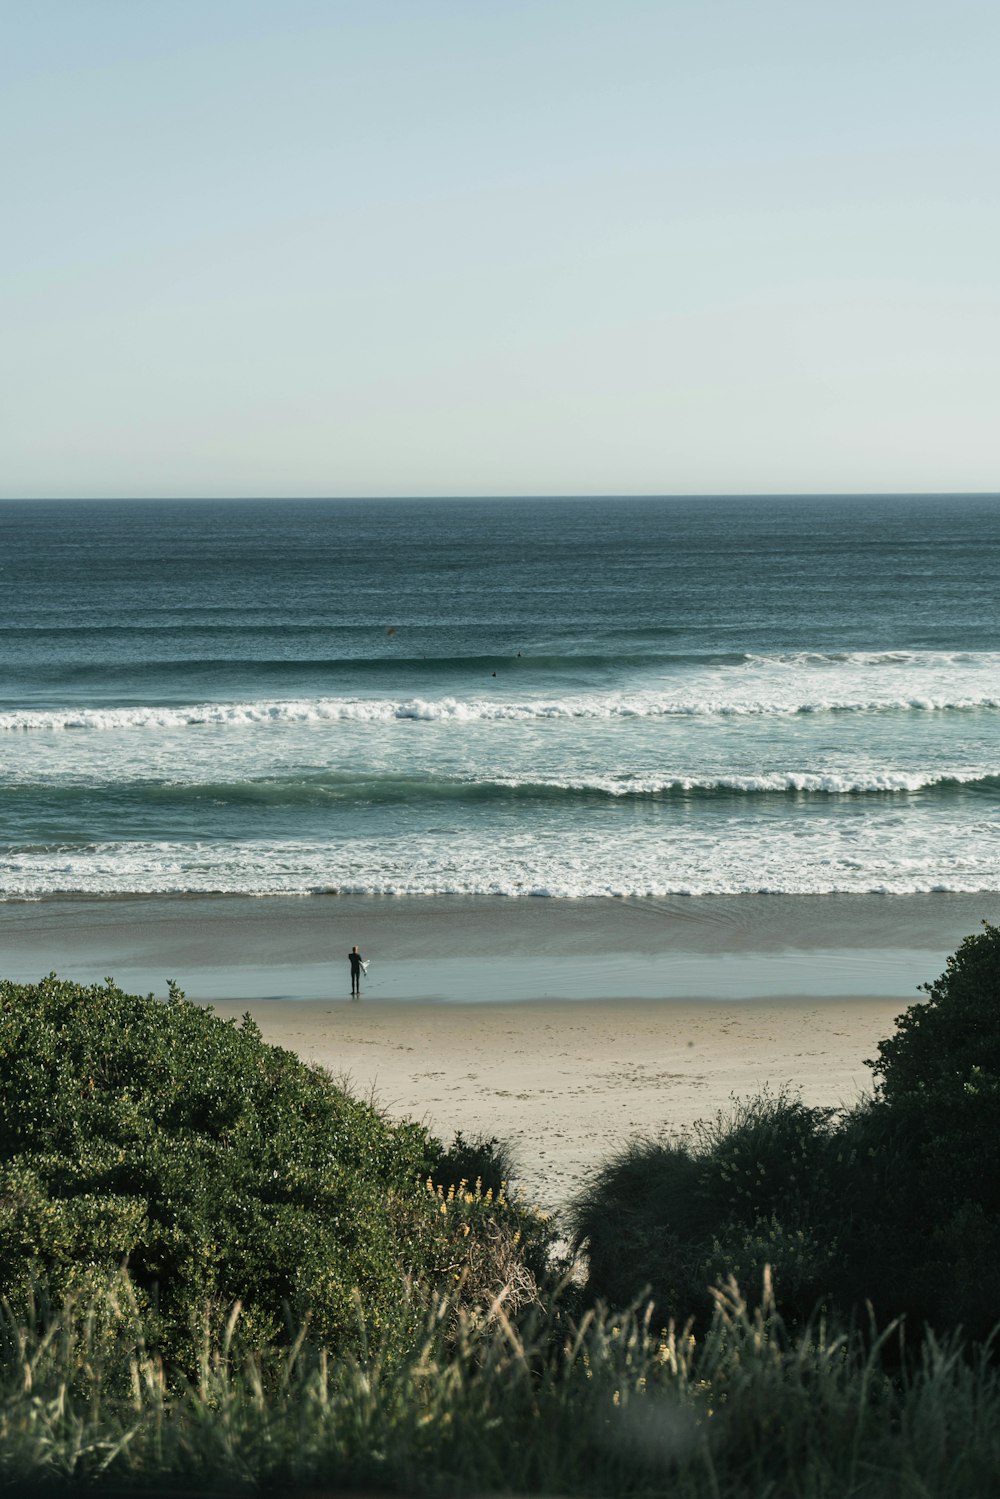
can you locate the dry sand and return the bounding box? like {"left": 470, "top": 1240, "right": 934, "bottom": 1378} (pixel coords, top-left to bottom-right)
{"left": 212, "top": 995, "right": 904, "bottom": 1214}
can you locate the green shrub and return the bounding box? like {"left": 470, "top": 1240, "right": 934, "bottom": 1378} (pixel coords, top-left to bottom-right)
{"left": 570, "top": 1137, "right": 709, "bottom": 1320}
{"left": 426, "top": 1129, "right": 556, "bottom": 1294}
{"left": 702, "top": 1215, "right": 832, "bottom": 1321}
{"left": 432, "top": 1129, "right": 518, "bottom": 1199}
{"left": 0, "top": 975, "right": 552, "bottom": 1370}
{"left": 846, "top": 920, "right": 1000, "bottom": 1338}
{"left": 870, "top": 920, "right": 1000, "bottom": 1105}
{"left": 570, "top": 1090, "right": 840, "bottom": 1324}
{"left": 866, "top": 920, "right": 1000, "bottom": 1213}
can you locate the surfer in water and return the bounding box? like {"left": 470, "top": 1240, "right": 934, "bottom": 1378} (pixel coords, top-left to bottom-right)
{"left": 349, "top": 945, "right": 365, "bottom": 996}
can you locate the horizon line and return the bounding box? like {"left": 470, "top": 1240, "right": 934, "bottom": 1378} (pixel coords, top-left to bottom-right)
{"left": 2, "top": 490, "right": 999, "bottom": 504}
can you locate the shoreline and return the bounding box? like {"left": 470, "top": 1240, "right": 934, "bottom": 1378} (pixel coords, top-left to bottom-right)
{"left": 0, "top": 890, "right": 993, "bottom": 1003}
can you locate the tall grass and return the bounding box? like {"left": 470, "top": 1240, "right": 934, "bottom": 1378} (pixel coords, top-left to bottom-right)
{"left": 1, "top": 1271, "right": 998, "bottom": 1497}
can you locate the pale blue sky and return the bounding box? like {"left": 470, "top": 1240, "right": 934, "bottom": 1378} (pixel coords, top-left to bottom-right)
{"left": 2, "top": 0, "right": 998, "bottom": 497}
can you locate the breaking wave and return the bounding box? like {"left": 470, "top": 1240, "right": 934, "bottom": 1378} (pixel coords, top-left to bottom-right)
{"left": 3, "top": 768, "right": 999, "bottom": 808}
{"left": 4, "top": 690, "right": 1000, "bottom": 733}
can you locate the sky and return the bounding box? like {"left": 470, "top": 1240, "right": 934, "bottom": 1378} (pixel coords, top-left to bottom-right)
{"left": 1, "top": 0, "right": 998, "bottom": 499}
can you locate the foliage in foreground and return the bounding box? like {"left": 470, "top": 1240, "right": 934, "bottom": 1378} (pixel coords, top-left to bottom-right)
{"left": 0, "top": 976, "right": 552, "bottom": 1370}
{"left": 0, "top": 1271, "right": 998, "bottom": 1498}
{"left": 572, "top": 921, "right": 1000, "bottom": 1340}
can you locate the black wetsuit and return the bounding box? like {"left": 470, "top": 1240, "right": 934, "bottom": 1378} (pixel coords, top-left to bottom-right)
{"left": 349, "top": 951, "right": 363, "bottom": 993}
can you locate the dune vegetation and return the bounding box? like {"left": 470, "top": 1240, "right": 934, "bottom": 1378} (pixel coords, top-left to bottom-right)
{"left": 0, "top": 974, "right": 553, "bottom": 1373}
{"left": 571, "top": 920, "right": 1000, "bottom": 1343}
{"left": 0, "top": 925, "right": 998, "bottom": 1495}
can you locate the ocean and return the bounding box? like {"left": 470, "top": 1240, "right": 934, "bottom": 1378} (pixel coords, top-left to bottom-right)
{"left": 2, "top": 495, "right": 1000, "bottom": 904}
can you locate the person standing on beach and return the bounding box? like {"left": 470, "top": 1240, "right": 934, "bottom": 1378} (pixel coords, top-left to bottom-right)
{"left": 349, "top": 945, "right": 364, "bottom": 996}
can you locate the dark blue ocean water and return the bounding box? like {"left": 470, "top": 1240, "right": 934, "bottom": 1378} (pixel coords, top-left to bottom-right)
{"left": 2, "top": 495, "right": 999, "bottom": 898}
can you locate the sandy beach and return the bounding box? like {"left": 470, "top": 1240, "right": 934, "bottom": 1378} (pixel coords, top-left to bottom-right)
{"left": 6, "top": 890, "right": 993, "bottom": 1214}
{"left": 210, "top": 994, "right": 904, "bottom": 1213}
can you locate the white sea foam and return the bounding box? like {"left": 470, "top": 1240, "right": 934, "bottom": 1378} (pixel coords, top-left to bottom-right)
{"left": 746, "top": 650, "right": 984, "bottom": 667}
{"left": 487, "top": 769, "right": 997, "bottom": 796}
{"left": 4, "top": 812, "right": 999, "bottom": 900}
{"left": 4, "top": 687, "right": 1000, "bottom": 734}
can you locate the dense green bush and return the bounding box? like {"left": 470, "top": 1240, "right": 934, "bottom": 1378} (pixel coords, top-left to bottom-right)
{"left": 870, "top": 920, "right": 1000, "bottom": 1108}
{"left": 570, "top": 1090, "right": 840, "bottom": 1324}
{"left": 0, "top": 975, "right": 551, "bottom": 1368}
{"left": 847, "top": 919, "right": 1000, "bottom": 1338}
{"left": 866, "top": 920, "right": 1000, "bottom": 1218}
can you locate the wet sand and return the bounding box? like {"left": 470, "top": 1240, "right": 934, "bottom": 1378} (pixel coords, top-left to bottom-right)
{"left": 1, "top": 890, "right": 992, "bottom": 1001}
